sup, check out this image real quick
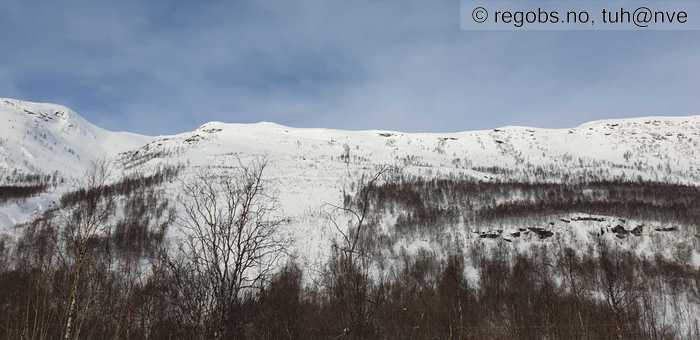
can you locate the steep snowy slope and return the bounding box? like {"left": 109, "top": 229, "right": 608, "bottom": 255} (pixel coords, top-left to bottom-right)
{"left": 0, "top": 98, "right": 151, "bottom": 227}
{"left": 0, "top": 98, "right": 150, "bottom": 179}
{"left": 113, "top": 115, "right": 700, "bottom": 270}
{"left": 1, "top": 98, "right": 699, "bottom": 271}
{"left": 118, "top": 115, "right": 700, "bottom": 219}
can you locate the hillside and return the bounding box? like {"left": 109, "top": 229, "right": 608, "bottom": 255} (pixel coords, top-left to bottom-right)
{"left": 1, "top": 98, "right": 699, "bottom": 339}
{"left": 0, "top": 98, "right": 150, "bottom": 178}
{"left": 2, "top": 99, "right": 700, "bottom": 266}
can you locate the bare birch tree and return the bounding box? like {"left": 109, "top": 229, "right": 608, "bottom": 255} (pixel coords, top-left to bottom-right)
{"left": 170, "top": 157, "right": 288, "bottom": 338}
{"left": 63, "top": 159, "right": 115, "bottom": 340}
{"left": 324, "top": 166, "right": 388, "bottom": 339}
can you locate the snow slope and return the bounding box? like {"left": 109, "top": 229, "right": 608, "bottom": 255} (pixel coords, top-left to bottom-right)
{"left": 1, "top": 98, "right": 699, "bottom": 270}
{"left": 118, "top": 115, "right": 700, "bottom": 218}
{"left": 113, "top": 116, "right": 700, "bottom": 269}
{"left": 0, "top": 98, "right": 150, "bottom": 178}
{"left": 0, "top": 98, "right": 150, "bottom": 226}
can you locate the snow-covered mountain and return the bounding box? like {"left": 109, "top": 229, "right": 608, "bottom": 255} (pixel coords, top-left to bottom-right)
{"left": 0, "top": 98, "right": 149, "bottom": 178}
{"left": 3, "top": 97, "right": 699, "bottom": 188}
{"left": 119, "top": 114, "right": 700, "bottom": 213}
{"left": 3, "top": 98, "right": 699, "bottom": 190}
{"left": 1, "top": 98, "right": 699, "bottom": 271}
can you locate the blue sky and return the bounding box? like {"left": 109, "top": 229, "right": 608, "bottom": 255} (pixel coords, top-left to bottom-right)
{"left": 0, "top": 0, "right": 698, "bottom": 135}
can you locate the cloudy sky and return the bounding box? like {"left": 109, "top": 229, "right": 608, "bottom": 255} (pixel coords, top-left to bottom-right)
{"left": 0, "top": 0, "right": 698, "bottom": 135}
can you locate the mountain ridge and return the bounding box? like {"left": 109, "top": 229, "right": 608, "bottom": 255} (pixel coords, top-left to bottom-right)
{"left": 4, "top": 97, "right": 699, "bottom": 175}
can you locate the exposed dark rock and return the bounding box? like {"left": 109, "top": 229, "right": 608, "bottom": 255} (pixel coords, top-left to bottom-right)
{"left": 655, "top": 227, "right": 678, "bottom": 232}
{"left": 611, "top": 225, "right": 628, "bottom": 235}
{"left": 528, "top": 227, "right": 554, "bottom": 239}
{"left": 631, "top": 225, "right": 644, "bottom": 236}
{"left": 480, "top": 233, "right": 500, "bottom": 239}
{"left": 184, "top": 134, "right": 203, "bottom": 144}
{"left": 560, "top": 218, "right": 571, "bottom": 223}
{"left": 572, "top": 216, "right": 605, "bottom": 222}
{"left": 510, "top": 232, "right": 521, "bottom": 238}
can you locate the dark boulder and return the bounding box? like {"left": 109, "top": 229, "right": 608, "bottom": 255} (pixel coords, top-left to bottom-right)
{"left": 611, "top": 225, "right": 628, "bottom": 235}
{"left": 572, "top": 216, "right": 605, "bottom": 222}
{"left": 528, "top": 227, "right": 554, "bottom": 239}
{"left": 631, "top": 225, "right": 644, "bottom": 236}
{"left": 655, "top": 226, "right": 678, "bottom": 232}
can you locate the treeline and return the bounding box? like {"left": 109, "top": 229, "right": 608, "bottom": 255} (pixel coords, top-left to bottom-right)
{"left": 466, "top": 155, "right": 700, "bottom": 184}
{"left": 59, "top": 164, "right": 181, "bottom": 207}
{"left": 361, "top": 175, "right": 700, "bottom": 233}
{"left": 0, "top": 171, "right": 63, "bottom": 204}
{"left": 0, "top": 184, "right": 50, "bottom": 204}
{"left": 1, "top": 170, "right": 62, "bottom": 186}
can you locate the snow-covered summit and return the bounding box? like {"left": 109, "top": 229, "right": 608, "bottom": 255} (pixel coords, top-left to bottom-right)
{"left": 0, "top": 98, "right": 150, "bottom": 178}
